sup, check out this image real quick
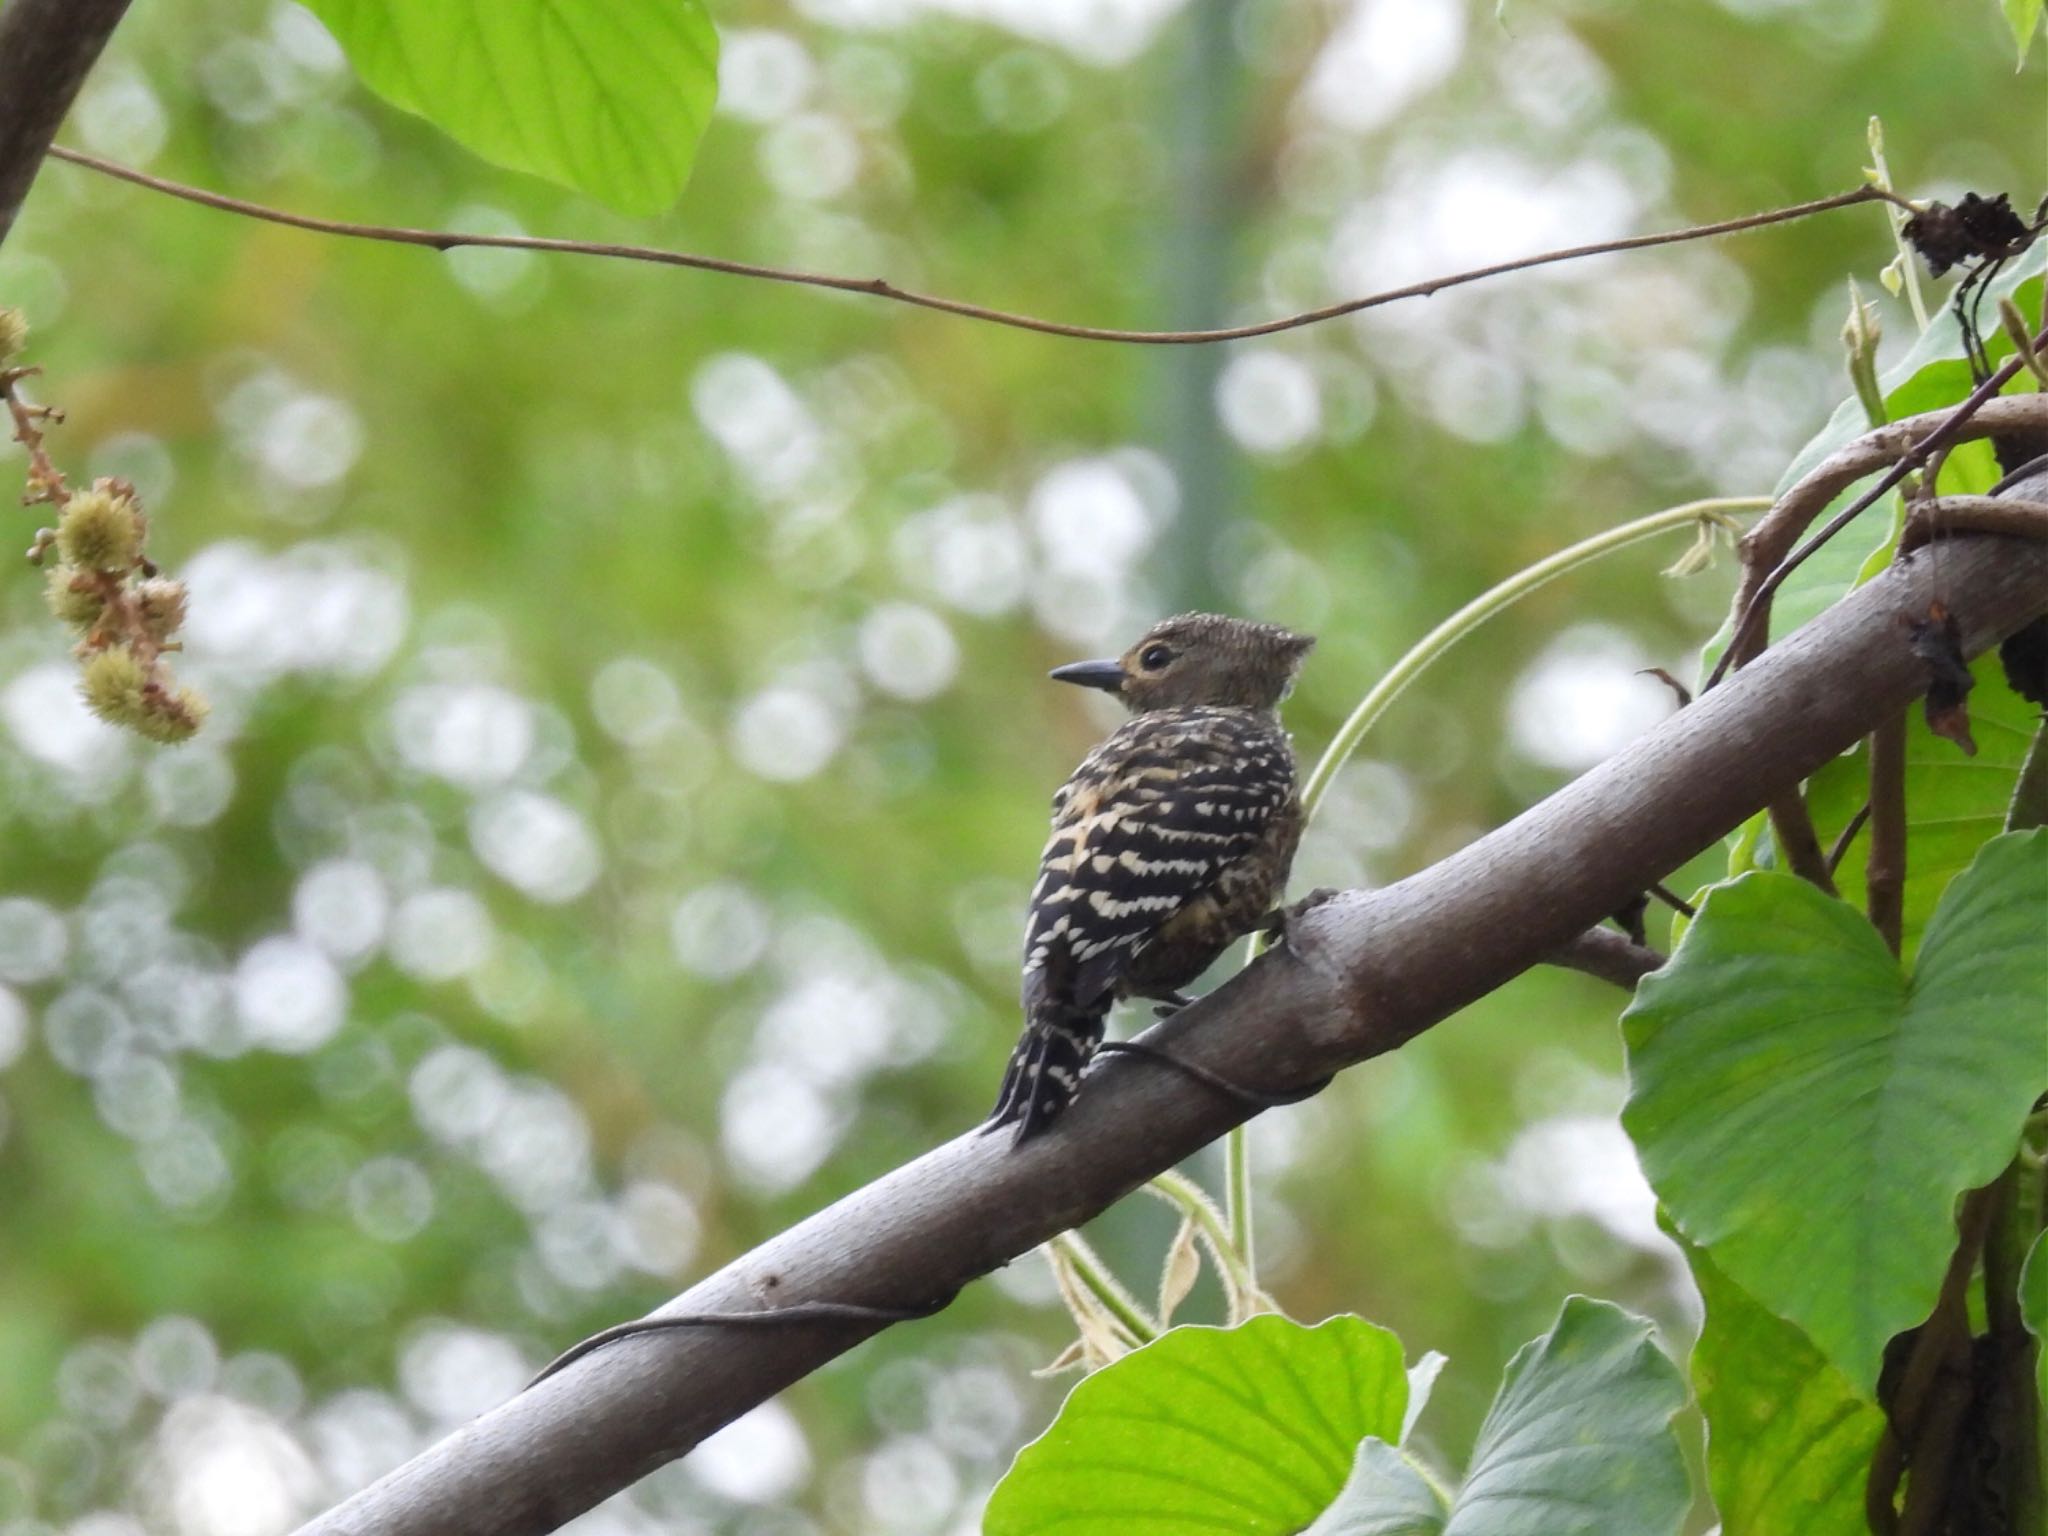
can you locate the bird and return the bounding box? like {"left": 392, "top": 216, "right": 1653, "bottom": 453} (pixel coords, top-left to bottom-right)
{"left": 987, "top": 612, "right": 1316, "bottom": 1144}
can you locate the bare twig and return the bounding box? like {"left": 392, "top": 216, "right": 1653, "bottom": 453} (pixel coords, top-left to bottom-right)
{"left": 290, "top": 515, "right": 2048, "bottom": 1536}
{"left": 1824, "top": 801, "right": 1871, "bottom": 876}
{"left": 1867, "top": 713, "right": 1907, "bottom": 953}
{"left": 1731, "top": 398, "right": 2048, "bottom": 607}
{"left": 1547, "top": 927, "right": 1665, "bottom": 990}
{"left": 1898, "top": 494, "right": 2048, "bottom": 555}
{"left": 1648, "top": 881, "right": 1697, "bottom": 918}
{"left": 0, "top": 0, "right": 133, "bottom": 248}
{"left": 2, "top": 364, "right": 68, "bottom": 506}
{"left": 1767, "top": 791, "right": 1838, "bottom": 894}
{"left": 44, "top": 144, "right": 1888, "bottom": 347}
{"left": 1707, "top": 377, "right": 2048, "bottom": 693}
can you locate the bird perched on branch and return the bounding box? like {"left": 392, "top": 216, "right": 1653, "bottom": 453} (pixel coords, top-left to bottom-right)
{"left": 988, "top": 612, "right": 1316, "bottom": 1144}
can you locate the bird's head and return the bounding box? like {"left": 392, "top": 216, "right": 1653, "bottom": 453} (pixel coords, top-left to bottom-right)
{"left": 1050, "top": 613, "right": 1316, "bottom": 713}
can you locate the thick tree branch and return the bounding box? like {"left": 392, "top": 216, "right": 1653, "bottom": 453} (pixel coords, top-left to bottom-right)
{"left": 0, "top": 0, "right": 131, "bottom": 249}
{"left": 293, "top": 477, "right": 2048, "bottom": 1536}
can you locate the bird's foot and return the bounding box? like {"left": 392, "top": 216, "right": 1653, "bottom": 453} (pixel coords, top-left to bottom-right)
{"left": 1260, "top": 887, "right": 1340, "bottom": 946}
{"left": 1148, "top": 990, "right": 1197, "bottom": 1020}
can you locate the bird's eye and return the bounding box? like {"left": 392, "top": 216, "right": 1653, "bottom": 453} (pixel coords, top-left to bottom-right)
{"left": 1139, "top": 644, "right": 1174, "bottom": 670}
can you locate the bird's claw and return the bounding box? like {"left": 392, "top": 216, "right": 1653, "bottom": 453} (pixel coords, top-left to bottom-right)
{"left": 1261, "top": 887, "right": 1340, "bottom": 945}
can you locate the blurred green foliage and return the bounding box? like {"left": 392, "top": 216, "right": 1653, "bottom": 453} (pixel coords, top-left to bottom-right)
{"left": 0, "top": 0, "right": 2037, "bottom": 1530}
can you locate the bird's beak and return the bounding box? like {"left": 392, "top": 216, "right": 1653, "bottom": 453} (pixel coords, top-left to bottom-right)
{"left": 1048, "top": 658, "right": 1125, "bottom": 694}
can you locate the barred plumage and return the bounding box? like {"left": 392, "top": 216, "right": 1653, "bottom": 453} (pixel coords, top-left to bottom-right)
{"left": 988, "top": 613, "right": 1314, "bottom": 1143}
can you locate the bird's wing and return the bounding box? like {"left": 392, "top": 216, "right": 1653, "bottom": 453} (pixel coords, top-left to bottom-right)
{"left": 1022, "top": 707, "right": 1293, "bottom": 1012}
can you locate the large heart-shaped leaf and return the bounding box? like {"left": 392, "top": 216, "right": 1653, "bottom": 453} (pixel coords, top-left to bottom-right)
{"left": 301, "top": 0, "right": 718, "bottom": 214}
{"left": 1308, "top": 1298, "right": 1689, "bottom": 1536}
{"left": 985, "top": 1315, "right": 1408, "bottom": 1536}
{"left": 1687, "top": 1238, "right": 1882, "bottom": 1535}
{"left": 1447, "top": 1297, "right": 1688, "bottom": 1535}
{"left": 1625, "top": 831, "right": 2048, "bottom": 1391}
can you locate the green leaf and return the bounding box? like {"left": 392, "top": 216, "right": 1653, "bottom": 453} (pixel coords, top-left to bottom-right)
{"left": 1698, "top": 248, "right": 2045, "bottom": 681}
{"left": 1687, "top": 1239, "right": 1882, "bottom": 1535}
{"left": 1624, "top": 832, "right": 2048, "bottom": 1392}
{"left": 1299, "top": 1352, "right": 1456, "bottom": 1536}
{"left": 1448, "top": 1298, "right": 1689, "bottom": 1535}
{"left": 299, "top": 0, "right": 718, "bottom": 215}
{"left": 985, "top": 1314, "right": 1410, "bottom": 1536}
{"left": 1403, "top": 1350, "right": 1447, "bottom": 1440}
{"left": 1310, "top": 1298, "right": 1689, "bottom": 1536}
{"left": 1800, "top": 656, "right": 2042, "bottom": 963}
{"left": 1304, "top": 1440, "right": 1447, "bottom": 1536}
{"left": 2024, "top": 1231, "right": 2048, "bottom": 1413}
{"left": 2007, "top": 0, "right": 2045, "bottom": 62}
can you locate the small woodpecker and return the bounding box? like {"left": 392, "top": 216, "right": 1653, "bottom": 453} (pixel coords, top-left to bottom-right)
{"left": 988, "top": 612, "right": 1315, "bottom": 1144}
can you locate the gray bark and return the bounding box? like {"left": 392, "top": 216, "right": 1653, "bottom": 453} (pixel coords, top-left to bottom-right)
{"left": 0, "top": 0, "right": 133, "bottom": 249}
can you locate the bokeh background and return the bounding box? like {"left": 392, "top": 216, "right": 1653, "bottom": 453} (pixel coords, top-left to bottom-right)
{"left": 0, "top": 0, "right": 2036, "bottom": 1530}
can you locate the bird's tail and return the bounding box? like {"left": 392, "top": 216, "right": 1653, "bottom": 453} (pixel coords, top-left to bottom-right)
{"left": 984, "top": 1005, "right": 1105, "bottom": 1144}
